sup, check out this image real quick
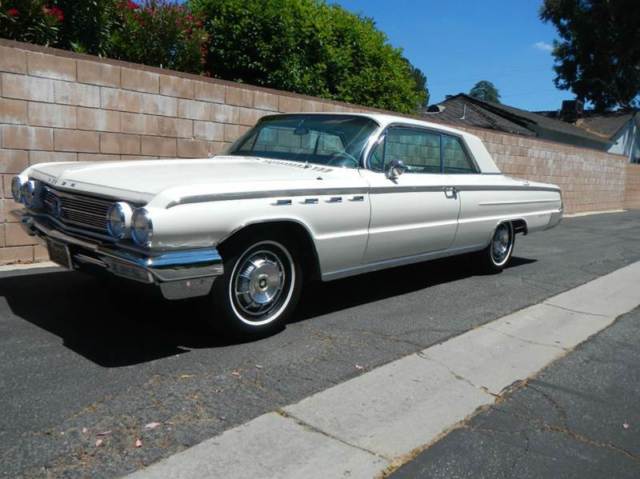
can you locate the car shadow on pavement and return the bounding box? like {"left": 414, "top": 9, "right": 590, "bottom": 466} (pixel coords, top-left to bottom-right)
{"left": 1, "top": 254, "right": 535, "bottom": 367}
{"left": 295, "top": 254, "right": 536, "bottom": 322}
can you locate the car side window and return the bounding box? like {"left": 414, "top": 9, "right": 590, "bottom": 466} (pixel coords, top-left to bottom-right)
{"left": 380, "top": 127, "right": 441, "bottom": 174}
{"left": 442, "top": 134, "right": 477, "bottom": 174}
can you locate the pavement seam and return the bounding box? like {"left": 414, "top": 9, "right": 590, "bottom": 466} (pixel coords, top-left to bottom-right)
{"left": 542, "top": 301, "right": 612, "bottom": 318}
{"left": 275, "top": 409, "right": 393, "bottom": 462}
{"left": 482, "top": 326, "right": 570, "bottom": 352}
{"left": 415, "top": 351, "right": 498, "bottom": 398}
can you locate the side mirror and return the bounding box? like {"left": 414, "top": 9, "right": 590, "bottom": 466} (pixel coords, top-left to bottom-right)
{"left": 385, "top": 159, "right": 407, "bottom": 180}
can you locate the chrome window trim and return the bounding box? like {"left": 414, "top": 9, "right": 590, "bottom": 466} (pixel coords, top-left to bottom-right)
{"left": 363, "top": 122, "right": 482, "bottom": 174}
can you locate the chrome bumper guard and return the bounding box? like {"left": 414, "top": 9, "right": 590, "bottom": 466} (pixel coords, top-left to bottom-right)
{"left": 546, "top": 209, "right": 563, "bottom": 230}
{"left": 21, "top": 214, "right": 223, "bottom": 300}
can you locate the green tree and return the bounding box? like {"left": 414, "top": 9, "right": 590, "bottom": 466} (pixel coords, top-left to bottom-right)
{"left": 540, "top": 0, "right": 640, "bottom": 111}
{"left": 404, "top": 58, "right": 429, "bottom": 109}
{"left": 469, "top": 80, "right": 501, "bottom": 103}
{"left": 189, "top": 0, "right": 428, "bottom": 113}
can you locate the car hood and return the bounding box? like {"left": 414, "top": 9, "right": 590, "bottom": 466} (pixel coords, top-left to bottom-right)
{"left": 27, "top": 156, "right": 362, "bottom": 206}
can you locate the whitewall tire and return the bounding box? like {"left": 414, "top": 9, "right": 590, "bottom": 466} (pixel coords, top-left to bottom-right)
{"left": 209, "top": 237, "right": 302, "bottom": 337}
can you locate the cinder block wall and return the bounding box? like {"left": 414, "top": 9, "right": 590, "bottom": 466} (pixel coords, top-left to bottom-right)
{"left": 625, "top": 164, "right": 640, "bottom": 210}
{"left": 0, "top": 39, "right": 637, "bottom": 264}
{"left": 460, "top": 126, "right": 629, "bottom": 213}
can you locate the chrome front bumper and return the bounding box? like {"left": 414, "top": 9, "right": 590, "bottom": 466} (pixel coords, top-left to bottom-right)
{"left": 21, "top": 214, "right": 224, "bottom": 300}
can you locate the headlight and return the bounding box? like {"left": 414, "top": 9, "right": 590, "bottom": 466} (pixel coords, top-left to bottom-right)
{"left": 21, "top": 180, "right": 43, "bottom": 209}
{"left": 106, "top": 202, "right": 134, "bottom": 239}
{"left": 131, "top": 208, "right": 153, "bottom": 247}
{"left": 11, "top": 176, "right": 24, "bottom": 203}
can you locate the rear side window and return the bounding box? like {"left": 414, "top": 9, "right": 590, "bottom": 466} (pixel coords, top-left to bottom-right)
{"left": 442, "top": 135, "right": 476, "bottom": 174}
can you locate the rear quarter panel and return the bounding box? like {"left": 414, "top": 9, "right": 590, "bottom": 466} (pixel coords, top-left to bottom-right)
{"left": 452, "top": 175, "right": 562, "bottom": 249}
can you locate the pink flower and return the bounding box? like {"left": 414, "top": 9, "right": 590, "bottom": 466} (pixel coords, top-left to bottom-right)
{"left": 125, "top": 0, "right": 138, "bottom": 10}
{"left": 43, "top": 5, "right": 64, "bottom": 22}
{"left": 6, "top": 7, "right": 19, "bottom": 17}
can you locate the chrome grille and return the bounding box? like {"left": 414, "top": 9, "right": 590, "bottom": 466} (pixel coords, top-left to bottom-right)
{"left": 44, "top": 187, "right": 114, "bottom": 234}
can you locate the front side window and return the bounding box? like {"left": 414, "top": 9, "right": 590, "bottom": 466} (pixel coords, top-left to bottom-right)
{"left": 371, "top": 126, "right": 440, "bottom": 173}
{"left": 228, "top": 114, "right": 379, "bottom": 169}
{"left": 370, "top": 126, "right": 478, "bottom": 174}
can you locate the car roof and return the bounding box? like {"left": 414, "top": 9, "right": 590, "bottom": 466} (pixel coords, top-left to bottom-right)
{"left": 268, "top": 111, "right": 476, "bottom": 136}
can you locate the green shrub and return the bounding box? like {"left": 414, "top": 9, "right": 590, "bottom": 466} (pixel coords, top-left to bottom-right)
{"left": 189, "top": 0, "right": 428, "bottom": 113}
{"left": 0, "top": 0, "right": 427, "bottom": 113}
{"left": 0, "top": 1, "right": 63, "bottom": 46}
{"left": 54, "top": 0, "right": 121, "bottom": 55}
{"left": 108, "top": 0, "right": 208, "bottom": 73}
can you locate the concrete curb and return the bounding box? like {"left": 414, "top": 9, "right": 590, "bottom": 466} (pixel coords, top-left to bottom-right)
{"left": 125, "top": 261, "right": 640, "bottom": 479}
{"left": 0, "top": 261, "right": 59, "bottom": 272}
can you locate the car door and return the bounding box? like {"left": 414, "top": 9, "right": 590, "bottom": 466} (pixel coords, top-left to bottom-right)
{"left": 361, "top": 125, "right": 461, "bottom": 264}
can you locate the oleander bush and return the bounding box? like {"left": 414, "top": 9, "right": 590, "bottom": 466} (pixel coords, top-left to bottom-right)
{"left": 108, "top": 0, "right": 208, "bottom": 73}
{"left": 0, "top": 0, "right": 63, "bottom": 46}
{"left": 0, "top": 0, "right": 208, "bottom": 72}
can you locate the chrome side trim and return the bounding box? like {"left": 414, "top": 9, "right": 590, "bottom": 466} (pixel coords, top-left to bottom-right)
{"left": 455, "top": 185, "right": 561, "bottom": 193}
{"left": 167, "top": 185, "right": 560, "bottom": 207}
{"left": 322, "top": 244, "right": 486, "bottom": 281}
{"left": 166, "top": 188, "right": 371, "bottom": 208}
{"left": 478, "top": 199, "right": 560, "bottom": 206}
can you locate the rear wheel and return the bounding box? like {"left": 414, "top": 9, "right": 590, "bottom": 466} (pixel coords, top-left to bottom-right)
{"left": 478, "top": 222, "right": 515, "bottom": 273}
{"left": 208, "top": 237, "right": 302, "bottom": 338}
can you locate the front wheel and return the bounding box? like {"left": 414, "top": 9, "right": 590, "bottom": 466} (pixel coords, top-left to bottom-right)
{"left": 208, "top": 238, "right": 302, "bottom": 338}
{"left": 477, "top": 222, "right": 515, "bottom": 273}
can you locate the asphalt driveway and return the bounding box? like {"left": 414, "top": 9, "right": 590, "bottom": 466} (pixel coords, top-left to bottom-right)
{"left": 1, "top": 210, "right": 639, "bottom": 478}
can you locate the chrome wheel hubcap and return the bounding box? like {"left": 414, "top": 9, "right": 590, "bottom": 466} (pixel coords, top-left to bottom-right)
{"left": 234, "top": 250, "right": 285, "bottom": 318}
{"left": 491, "top": 224, "right": 511, "bottom": 264}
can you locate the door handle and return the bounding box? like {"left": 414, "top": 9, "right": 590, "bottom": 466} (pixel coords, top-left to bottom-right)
{"left": 444, "top": 186, "right": 457, "bottom": 199}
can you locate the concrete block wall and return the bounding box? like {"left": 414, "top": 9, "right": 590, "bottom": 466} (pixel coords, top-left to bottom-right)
{"left": 624, "top": 164, "right": 640, "bottom": 210}
{"left": 463, "top": 127, "right": 629, "bottom": 213}
{"left": 0, "top": 39, "right": 638, "bottom": 264}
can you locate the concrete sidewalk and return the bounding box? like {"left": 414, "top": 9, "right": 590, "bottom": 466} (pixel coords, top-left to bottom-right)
{"left": 391, "top": 306, "right": 640, "bottom": 479}
{"left": 126, "top": 261, "right": 640, "bottom": 479}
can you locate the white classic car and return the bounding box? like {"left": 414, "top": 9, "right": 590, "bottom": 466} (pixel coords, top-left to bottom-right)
{"left": 13, "top": 113, "right": 562, "bottom": 336}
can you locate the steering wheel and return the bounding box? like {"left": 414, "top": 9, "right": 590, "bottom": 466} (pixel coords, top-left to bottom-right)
{"left": 326, "top": 151, "right": 359, "bottom": 168}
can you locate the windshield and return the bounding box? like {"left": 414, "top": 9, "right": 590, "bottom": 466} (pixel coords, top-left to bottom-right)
{"left": 227, "top": 114, "right": 379, "bottom": 168}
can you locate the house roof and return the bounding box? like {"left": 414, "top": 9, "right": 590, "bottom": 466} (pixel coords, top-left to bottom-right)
{"left": 423, "top": 95, "right": 535, "bottom": 137}
{"left": 575, "top": 111, "right": 637, "bottom": 139}
{"left": 424, "top": 94, "right": 612, "bottom": 149}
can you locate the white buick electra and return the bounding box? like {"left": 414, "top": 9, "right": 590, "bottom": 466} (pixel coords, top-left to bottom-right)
{"left": 13, "top": 113, "right": 562, "bottom": 337}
